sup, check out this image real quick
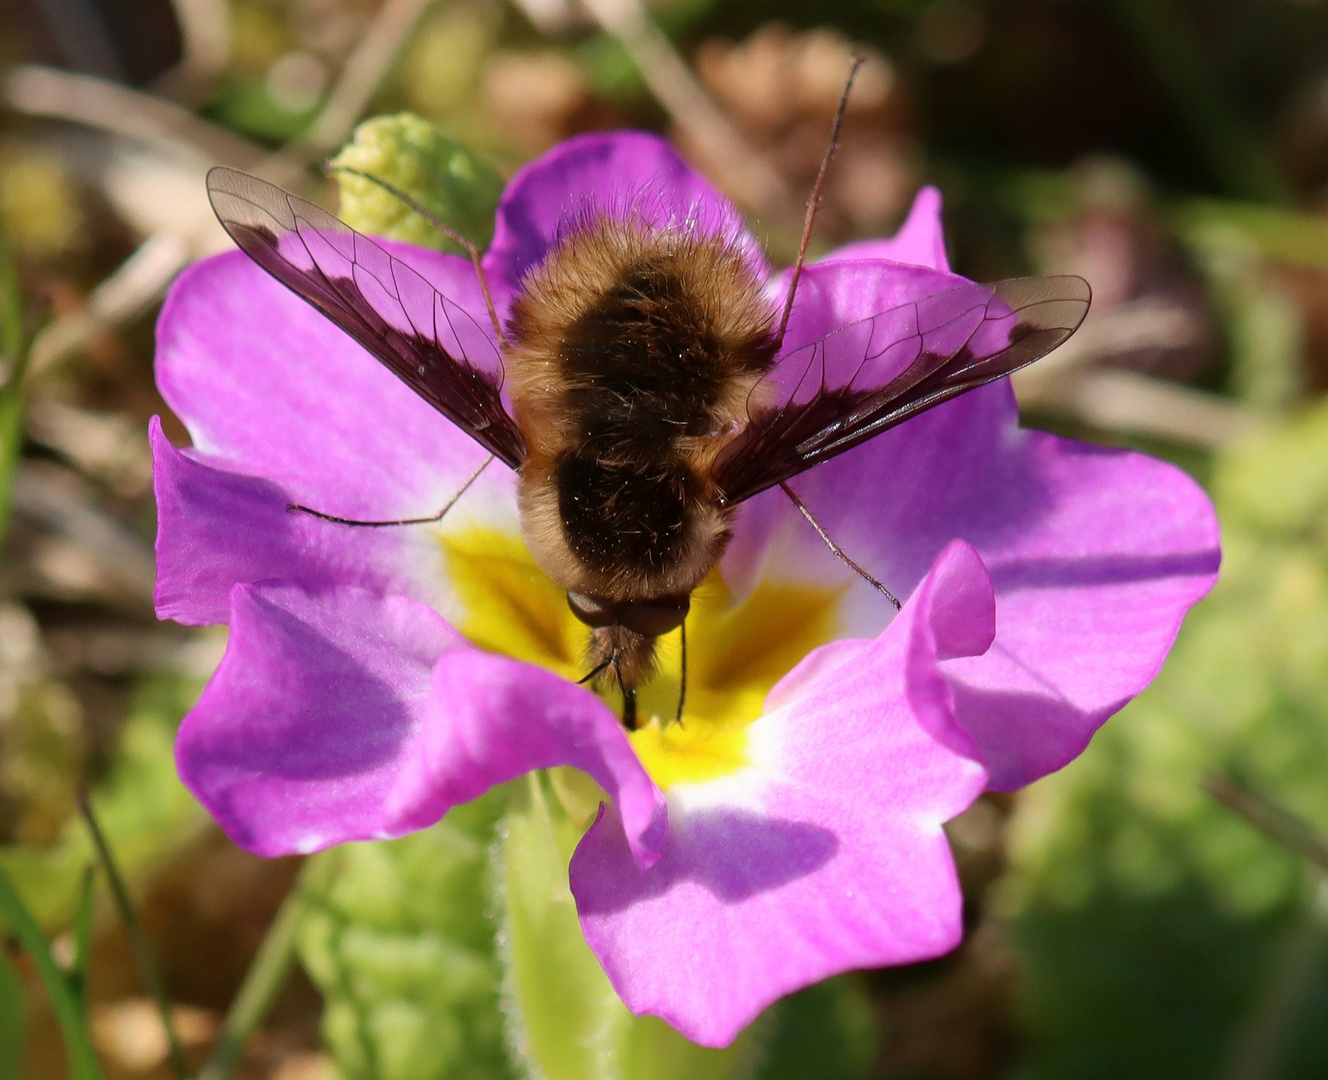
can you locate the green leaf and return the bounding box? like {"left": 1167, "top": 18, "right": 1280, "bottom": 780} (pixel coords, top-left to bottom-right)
{"left": 498, "top": 772, "right": 763, "bottom": 1080}
{"left": 1006, "top": 400, "right": 1328, "bottom": 1079}
{"left": 0, "top": 865, "right": 103, "bottom": 1079}
{"left": 331, "top": 115, "right": 504, "bottom": 255}
{"left": 0, "top": 229, "right": 26, "bottom": 548}
{"left": 297, "top": 789, "right": 513, "bottom": 1080}
{"left": 0, "top": 949, "right": 24, "bottom": 1080}
{"left": 67, "top": 866, "right": 95, "bottom": 1013}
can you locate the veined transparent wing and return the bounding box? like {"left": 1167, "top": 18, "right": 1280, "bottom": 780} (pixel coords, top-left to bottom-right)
{"left": 206, "top": 166, "right": 526, "bottom": 469}
{"left": 713, "top": 276, "right": 1090, "bottom": 505}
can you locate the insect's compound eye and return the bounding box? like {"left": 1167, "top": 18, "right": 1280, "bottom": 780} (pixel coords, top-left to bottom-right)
{"left": 618, "top": 594, "right": 691, "bottom": 638}
{"left": 567, "top": 591, "right": 618, "bottom": 628}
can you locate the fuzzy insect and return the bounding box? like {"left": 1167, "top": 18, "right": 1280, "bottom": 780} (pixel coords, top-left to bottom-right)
{"left": 205, "top": 128, "right": 1088, "bottom": 729}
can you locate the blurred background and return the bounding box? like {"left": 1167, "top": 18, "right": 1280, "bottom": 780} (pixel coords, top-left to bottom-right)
{"left": 1, "top": 0, "right": 1328, "bottom": 1077}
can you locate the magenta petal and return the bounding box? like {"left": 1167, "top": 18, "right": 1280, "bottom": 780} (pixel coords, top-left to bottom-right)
{"left": 385, "top": 652, "right": 666, "bottom": 868}
{"left": 770, "top": 258, "right": 975, "bottom": 356}
{"left": 940, "top": 431, "right": 1221, "bottom": 789}
{"left": 485, "top": 131, "right": 767, "bottom": 291}
{"left": 156, "top": 249, "right": 509, "bottom": 524}
{"left": 177, "top": 581, "right": 465, "bottom": 855}
{"left": 151, "top": 418, "right": 455, "bottom": 625}
{"left": 570, "top": 541, "right": 991, "bottom": 1047}
{"left": 179, "top": 582, "right": 663, "bottom": 862}
{"left": 821, "top": 186, "right": 951, "bottom": 271}
{"left": 725, "top": 382, "right": 1220, "bottom": 791}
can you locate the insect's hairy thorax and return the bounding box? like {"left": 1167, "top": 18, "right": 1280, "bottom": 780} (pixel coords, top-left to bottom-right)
{"left": 506, "top": 220, "right": 776, "bottom": 600}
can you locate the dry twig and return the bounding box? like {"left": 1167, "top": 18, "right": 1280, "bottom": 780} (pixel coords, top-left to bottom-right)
{"left": 576, "top": 0, "right": 796, "bottom": 220}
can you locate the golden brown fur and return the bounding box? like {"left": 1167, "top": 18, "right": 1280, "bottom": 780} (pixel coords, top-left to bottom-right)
{"left": 503, "top": 218, "right": 776, "bottom": 698}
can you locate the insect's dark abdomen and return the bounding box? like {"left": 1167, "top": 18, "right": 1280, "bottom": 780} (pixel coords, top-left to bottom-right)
{"left": 561, "top": 261, "right": 733, "bottom": 443}
{"left": 555, "top": 257, "right": 723, "bottom": 576}
{"left": 556, "top": 450, "right": 695, "bottom": 572}
{"left": 506, "top": 222, "right": 775, "bottom": 598}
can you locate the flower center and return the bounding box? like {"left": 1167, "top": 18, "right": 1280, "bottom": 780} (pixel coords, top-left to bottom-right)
{"left": 440, "top": 526, "right": 842, "bottom": 789}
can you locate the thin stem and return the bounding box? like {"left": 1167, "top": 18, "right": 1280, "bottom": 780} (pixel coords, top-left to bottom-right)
{"left": 1205, "top": 773, "right": 1328, "bottom": 875}
{"left": 576, "top": 0, "right": 793, "bottom": 219}
{"left": 68, "top": 865, "right": 97, "bottom": 1015}
{"left": 0, "top": 230, "right": 25, "bottom": 548}
{"left": 197, "top": 851, "right": 340, "bottom": 1080}
{"left": 282, "top": 0, "right": 435, "bottom": 163}
{"left": 78, "top": 794, "right": 190, "bottom": 1080}
{"left": 0, "top": 865, "right": 105, "bottom": 1080}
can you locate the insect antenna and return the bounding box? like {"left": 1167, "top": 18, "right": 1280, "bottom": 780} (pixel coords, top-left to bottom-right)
{"left": 772, "top": 56, "right": 865, "bottom": 354}
{"left": 324, "top": 163, "right": 507, "bottom": 346}
{"left": 288, "top": 453, "right": 494, "bottom": 527}
{"left": 780, "top": 481, "right": 902, "bottom": 611}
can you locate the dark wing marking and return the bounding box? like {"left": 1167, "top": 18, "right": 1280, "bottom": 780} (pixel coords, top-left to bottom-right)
{"left": 206, "top": 166, "right": 526, "bottom": 469}
{"left": 713, "top": 276, "right": 1090, "bottom": 505}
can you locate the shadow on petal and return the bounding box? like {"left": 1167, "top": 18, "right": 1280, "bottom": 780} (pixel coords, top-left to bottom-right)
{"left": 575, "top": 805, "right": 839, "bottom": 915}
{"left": 182, "top": 583, "right": 453, "bottom": 788}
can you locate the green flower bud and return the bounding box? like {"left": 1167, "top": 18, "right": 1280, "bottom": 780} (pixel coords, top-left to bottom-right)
{"left": 331, "top": 114, "right": 503, "bottom": 255}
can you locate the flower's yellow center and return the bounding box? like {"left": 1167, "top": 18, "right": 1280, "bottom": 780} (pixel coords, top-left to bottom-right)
{"left": 441, "top": 527, "right": 842, "bottom": 789}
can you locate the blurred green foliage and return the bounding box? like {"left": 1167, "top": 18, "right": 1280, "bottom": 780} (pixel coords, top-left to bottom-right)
{"left": 297, "top": 790, "right": 513, "bottom": 1080}
{"left": 0, "top": 673, "right": 205, "bottom": 926}
{"left": 1006, "top": 400, "right": 1328, "bottom": 1079}
{"left": 298, "top": 770, "right": 879, "bottom": 1080}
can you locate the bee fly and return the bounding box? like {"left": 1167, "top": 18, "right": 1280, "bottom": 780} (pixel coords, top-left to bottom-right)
{"left": 205, "top": 67, "right": 1090, "bottom": 730}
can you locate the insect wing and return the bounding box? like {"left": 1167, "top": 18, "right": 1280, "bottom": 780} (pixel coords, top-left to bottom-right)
{"left": 206, "top": 166, "right": 526, "bottom": 468}
{"left": 713, "top": 275, "right": 1090, "bottom": 504}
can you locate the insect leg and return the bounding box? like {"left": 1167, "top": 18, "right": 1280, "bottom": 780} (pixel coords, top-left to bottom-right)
{"left": 324, "top": 164, "right": 508, "bottom": 347}
{"left": 577, "top": 658, "right": 612, "bottom": 685}
{"left": 674, "top": 620, "right": 687, "bottom": 727}
{"left": 780, "top": 481, "right": 902, "bottom": 611}
{"left": 772, "top": 57, "right": 864, "bottom": 354}
{"left": 611, "top": 656, "right": 638, "bottom": 730}
{"left": 288, "top": 454, "right": 494, "bottom": 527}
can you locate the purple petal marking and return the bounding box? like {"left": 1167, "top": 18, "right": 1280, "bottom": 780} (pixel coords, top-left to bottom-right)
{"left": 151, "top": 418, "right": 459, "bottom": 625}
{"left": 178, "top": 582, "right": 664, "bottom": 863}
{"left": 155, "top": 248, "right": 511, "bottom": 523}
{"left": 485, "top": 131, "right": 767, "bottom": 292}
{"left": 821, "top": 186, "right": 951, "bottom": 271}
{"left": 386, "top": 652, "right": 667, "bottom": 868}
{"left": 570, "top": 541, "right": 991, "bottom": 1047}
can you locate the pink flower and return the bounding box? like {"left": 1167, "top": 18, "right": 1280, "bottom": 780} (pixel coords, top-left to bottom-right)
{"left": 152, "top": 133, "right": 1219, "bottom": 1046}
